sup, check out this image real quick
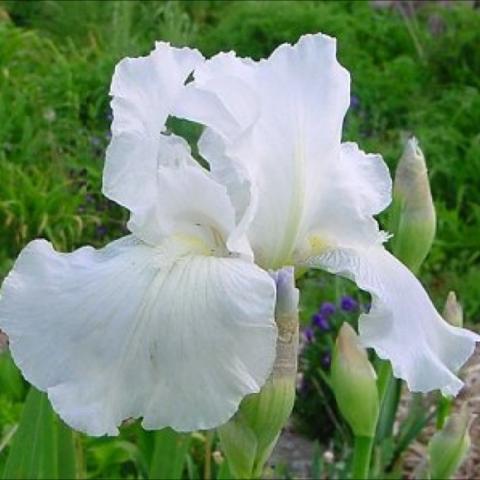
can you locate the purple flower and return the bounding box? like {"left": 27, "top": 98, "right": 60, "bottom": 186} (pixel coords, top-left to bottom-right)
{"left": 90, "top": 136, "right": 102, "bottom": 148}
{"left": 319, "top": 302, "right": 336, "bottom": 317}
{"left": 312, "top": 313, "right": 330, "bottom": 331}
{"left": 304, "top": 327, "right": 314, "bottom": 342}
{"left": 299, "top": 377, "right": 310, "bottom": 394}
{"left": 321, "top": 353, "right": 331, "bottom": 368}
{"left": 95, "top": 225, "right": 108, "bottom": 238}
{"left": 350, "top": 94, "right": 360, "bottom": 110}
{"left": 340, "top": 295, "right": 358, "bottom": 312}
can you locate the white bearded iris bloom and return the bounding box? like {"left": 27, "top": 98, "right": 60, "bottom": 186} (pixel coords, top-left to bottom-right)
{"left": 0, "top": 34, "right": 478, "bottom": 436}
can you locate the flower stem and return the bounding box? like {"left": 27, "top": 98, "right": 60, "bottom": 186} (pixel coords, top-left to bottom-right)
{"left": 375, "top": 360, "right": 402, "bottom": 442}
{"left": 436, "top": 394, "right": 453, "bottom": 430}
{"left": 352, "top": 435, "right": 374, "bottom": 479}
{"left": 376, "top": 360, "right": 392, "bottom": 403}
{"left": 204, "top": 430, "right": 213, "bottom": 480}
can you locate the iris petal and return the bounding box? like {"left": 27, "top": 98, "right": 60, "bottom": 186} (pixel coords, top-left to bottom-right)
{"left": 103, "top": 42, "right": 204, "bottom": 232}
{"left": 306, "top": 246, "right": 479, "bottom": 396}
{"left": 0, "top": 236, "right": 277, "bottom": 435}
{"left": 175, "top": 34, "right": 352, "bottom": 268}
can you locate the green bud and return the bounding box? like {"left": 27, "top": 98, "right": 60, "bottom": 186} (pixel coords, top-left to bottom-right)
{"left": 331, "top": 323, "right": 379, "bottom": 438}
{"left": 428, "top": 405, "right": 471, "bottom": 479}
{"left": 218, "top": 268, "right": 299, "bottom": 479}
{"left": 443, "top": 291, "right": 463, "bottom": 328}
{"left": 390, "top": 137, "right": 436, "bottom": 274}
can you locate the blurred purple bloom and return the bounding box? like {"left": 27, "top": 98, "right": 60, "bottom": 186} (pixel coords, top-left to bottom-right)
{"left": 350, "top": 94, "right": 360, "bottom": 110}
{"left": 90, "top": 136, "right": 102, "bottom": 148}
{"left": 312, "top": 313, "right": 330, "bottom": 331}
{"left": 320, "top": 302, "right": 336, "bottom": 317}
{"left": 304, "top": 327, "right": 314, "bottom": 342}
{"left": 299, "top": 377, "right": 310, "bottom": 394}
{"left": 321, "top": 353, "right": 331, "bottom": 368}
{"left": 95, "top": 225, "right": 108, "bottom": 238}
{"left": 341, "top": 295, "right": 358, "bottom": 312}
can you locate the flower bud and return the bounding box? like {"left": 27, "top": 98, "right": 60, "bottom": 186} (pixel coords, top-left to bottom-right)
{"left": 331, "top": 323, "right": 379, "bottom": 438}
{"left": 390, "top": 137, "right": 436, "bottom": 274}
{"left": 443, "top": 291, "right": 463, "bottom": 328}
{"left": 217, "top": 267, "right": 299, "bottom": 479}
{"left": 428, "top": 405, "right": 472, "bottom": 479}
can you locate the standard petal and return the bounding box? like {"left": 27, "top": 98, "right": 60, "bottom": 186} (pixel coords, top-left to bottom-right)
{"left": 293, "top": 142, "right": 392, "bottom": 261}
{"left": 0, "top": 236, "right": 277, "bottom": 435}
{"left": 173, "top": 52, "right": 258, "bottom": 139}
{"left": 126, "top": 161, "right": 239, "bottom": 251}
{"left": 305, "top": 246, "right": 479, "bottom": 396}
{"left": 103, "top": 42, "right": 203, "bottom": 219}
{"left": 175, "top": 34, "right": 352, "bottom": 268}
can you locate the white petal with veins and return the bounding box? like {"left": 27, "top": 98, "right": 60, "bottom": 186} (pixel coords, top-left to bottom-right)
{"left": 0, "top": 236, "right": 277, "bottom": 435}
{"left": 103, "top": 42, "right": 204, "bottom": 228}
{"left": 176, "top": 34, "right": 352, "bottom": 268}
{"left": 306, "top": 246, "right": 479, "bottom": 395}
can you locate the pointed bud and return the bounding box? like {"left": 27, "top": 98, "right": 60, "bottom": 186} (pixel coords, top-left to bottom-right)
{"left": 428, "top": 405, "right": 472, "bottom": 479}
{"left": 390, "top": 137, "right": 436, "bottom": 273}
{"left": 218, "top": 267, "right": 299, "bottom": 479}
{"left": 331, "top": 323, "right": 379, "bottom": 438}
{"left": 443, "top": 291, "right": 463, "bottom": 328}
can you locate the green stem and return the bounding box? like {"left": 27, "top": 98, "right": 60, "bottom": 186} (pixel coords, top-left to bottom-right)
{"left": 436, "top": 394, "right": 453, "bottom": 430}
{"left": 377, "top": 360, "right": 393, "bottom": 404}
{"left": 352, "top": 435, "right": 374, "bottom": 479}
{"left": 375, "top": 360, "right": 402, "bottom": 443}
{"left": 204, "top": 430, "right": 213, "bottom": 480}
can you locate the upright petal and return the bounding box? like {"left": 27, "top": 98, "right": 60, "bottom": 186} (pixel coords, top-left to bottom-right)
{"left": 175, "top": 34, "right": 353, "bottom": 268}
{"left": 0, "top": 236, "right": 277, "bottom": 435}
{"left": 293, "top": 142, "right": 392, "bottom": 262}
{"left": 305, "top": 245, "right": 479, "bottom": 396}
{"left": 103, "top": 42, "right": 204, "bottom": 224}
{"left": 173, "top": 52, "right": 258, "bottom": 139}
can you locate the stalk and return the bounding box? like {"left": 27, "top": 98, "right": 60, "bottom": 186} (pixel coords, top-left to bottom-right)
{"left": 352, "top": 435, "right": 375, "bottom": 480}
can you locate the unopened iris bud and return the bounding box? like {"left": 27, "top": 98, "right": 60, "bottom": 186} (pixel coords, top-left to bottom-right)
{"left": 331, "top": 323, "right": 379, "bottom": 438}
{"left": 218, "top": 267, "right": 299, "bottom": 479}
{"left": 428, "top": 405, "right": 472, "bottom": 479}
{"left": 443, "top": 291, "right": 463, "bottom": 328}
{"left": 390, "top": 137, "right": 436, "bottom": 274}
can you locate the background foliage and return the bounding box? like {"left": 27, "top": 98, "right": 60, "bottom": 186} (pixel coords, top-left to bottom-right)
{"left": 0, "top": 1, "right": 479, "bottom": 478}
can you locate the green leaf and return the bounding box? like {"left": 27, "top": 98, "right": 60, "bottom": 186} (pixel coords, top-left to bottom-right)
{"left": 2, "top": 387, "right": 77, "bottom": 480}
{"left": 148, "top": 427, "right": 191, "bottom": 480}
{"left": 56, "top": 420, "right": 78, "bottom": 480}
{"left": 0, "top": 353, "right": 25, "bottom": 401}
{"left": 216, "top": 458, "right": 232, "bottom": 480}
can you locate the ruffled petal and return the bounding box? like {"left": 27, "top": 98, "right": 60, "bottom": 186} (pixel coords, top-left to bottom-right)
{"left": 294, "top": 142, "right": 391, "bottom": 259}
{"left": 305, "top": 245, "right": 479, "bottom": 396}
{"left": 0, "top": 236, "right": 277, "bottom": 435}
{"left": 173, "top": 52, "right": 258, "bottom": 139}
{"left": 103, "top": 42, "right": 203, "bottom": 222}
{"left": 126, "top": 161, "right": 242, "bottom": 253}
{"left": 175, "top": 34, "right": 352, "bottom": 268}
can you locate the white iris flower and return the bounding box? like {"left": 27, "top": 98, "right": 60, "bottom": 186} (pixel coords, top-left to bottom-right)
{"left": 0, "top": 34, "right": 477, "bottom": 436}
